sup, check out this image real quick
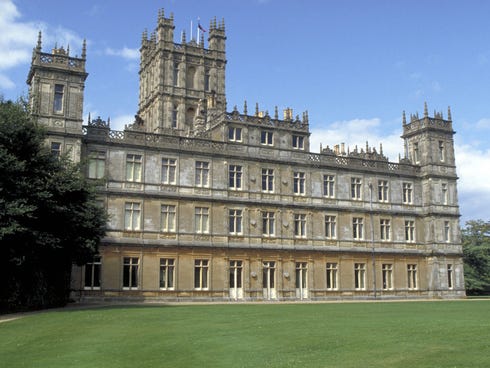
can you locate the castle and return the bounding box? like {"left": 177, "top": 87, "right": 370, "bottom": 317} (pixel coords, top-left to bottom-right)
{"left": 26, "top": 10, "right": 465, "bottom": 301}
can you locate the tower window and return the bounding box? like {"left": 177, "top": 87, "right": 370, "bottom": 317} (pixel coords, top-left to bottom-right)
{"left": 204, "top": 69, "right": 210, "bottom": 91}
{"left": 173, "top": 63, "right": 179, "bottom": 86}
{"left": 172, "top": 105, "right": 178, "bottom": 128}
{"left": 438, "top": 141, "right": 445, "bottom": 162}
{"left": 53, "top": 84, "right": 64, "bottom": 113}
{"left": 413, "top": 142, "right": 419, "bottom": 163}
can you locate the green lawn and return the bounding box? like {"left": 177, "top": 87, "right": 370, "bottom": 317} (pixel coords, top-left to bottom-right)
{"left": 1, "top": 300, "right": 489, "bottom": 367}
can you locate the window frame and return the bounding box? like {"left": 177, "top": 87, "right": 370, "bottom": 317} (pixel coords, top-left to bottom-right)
{"left": 351, "top": 177, "right": 362, "bottom": 200}
{"left": 84, "top": 256, "right": 101, "bottom": 290}
{"left": 195, "top": 207, "right": 209, "bottom": 234}
{"left": 126, "top": 154, "right": 143, "bottom": 182}
{"left": 159, "top": 258, "right": 175, "bottom": 290}
{"left": 407, "top": 264, "right": 418, "bottom": 290}
{"left": 404, "top": 220, "right": 415, "bottom": 243}
{"left": 122, "top": 257, "right": 139, "bottom": 290}
{"left": 261, "top": 168, "right": 274, "bottom": 192}
{"left": 352, "top": 217, "right": 364, "bottom": 240}
{"left": 262, "top": 211, "right": 275, "bottom": 237}
{"left": 229, "top": 164, "right": 243, "bottom": 190}
{"left": 229, "top": 209, "right": 243, "bottom": 235}
{"left": 88, "top": 151, "right": 106, "bottom": 179}
{"left": 292, "top": 135, "right": 305, "bottom": 150}
{"left": 161, "top": 158, "right": 177, "bottom": 185}
{"left": 53, "top": 84, "right": 64, "bottom": 113}
{"left": 161, "top": 204, "right": 176, "bottom": 233}
{"left": 195, "top": 161, "right": 210, "bottom": 187}
{"left": 354, "top": 263, "right": 366, "bottom": 290}
{"left": 323, "top": 174, "right": 335, "bottom": 198}
{"left": 260, "top": 130, "right": 273, "bottom": 146}
{"left": 380, "top": 218, "right": 391, "bottom": 241}
{"left": 402, "top": 182, "right": 413, "bottom": 204}
{"left": 194, "top": 259, "right": 209, "bottom": 290}
{"left": 326, "top": 262, "right": 338, "bottom": 290}
{"left": 293, "top": 171, "right": 306, "bottom": 195}
{"left": 228, "top": 126, "right": 243, "bottom": 142}
{"left": 378, "top": 180, "right": 389, "bottom": 202}
{"left": 382, "top": 263, "right": 393, "bottom": 290}
{"left": 325, "top": 215, "right": 337, "bottom": 239}
{"left": 124, "top": 202, "right": 141, "bottom": 231}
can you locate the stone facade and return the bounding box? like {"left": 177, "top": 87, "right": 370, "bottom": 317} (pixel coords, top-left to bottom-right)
{"left": 27, "top": 10, "right": 465, "bottom": 302}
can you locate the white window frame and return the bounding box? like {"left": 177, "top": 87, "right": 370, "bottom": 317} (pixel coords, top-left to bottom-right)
{"left": 325, "top": 215, "right": 337, "bottom": 239}
{"left": 84, "top": 256, "right": 101, "bottom": 290}
{"left": 261, "top": 168, "right": 274, "bottom": 192}
{"left": 444, "top": 221, "right": 450, "bottom": 243}
{"left": 407, "top": 264, "right": 417, "bottom": 290}
{"left": 122, "top": 257, "right": 139, "bottom": 290}
{"left": 351, "top": 177, "right": 362, "bottom": 200}
{"left": 229, "top": 165, "right": 243, "bottom": 190}
{"left": 354, "top": 263, "right": 366, "bottom": 290}
{"left": 53, "top": 84, "right": 64, "bottom": 113}
{"left": 438, "top": 140, "right": 445, "bottom": 162}
{"left": 228, "top": 127, "right": 242, "bottom": 142}
{"left": 293, "top": 172, "right": 306, "bottom": 195}
{"left": 195, "top": 161, "right": 210, "bottom": 187}
{"left": 260, "top": 130, "right": 273, "bottom": 145}
{"left": 323, "top": 174, "right": 335, "bottom": 198}
{"left": 405, "top": 220, "right": 415, "bottom": 243}
{"left": 380, "top": 219, "right": 391, "bottom": 241}
{"left": 442, "top": 183, "right": 448, "bottom": 205}
{"left": 126, "top": 154, "right": 142, "bottom": 182}
{"left": 88, "top": 151, "right": 106, "bottom": 179}
{"left": 124, "top": 202, "right": 141, "bottom": 231}
{"left": 195, "top": 207, "right": 209, "bottom": 234}
{"left": 194, "top": 259, "right": 209, "bottom": 290}
{"left": 382, "top": 264, "right": 393, "bottom": 290}
{"left": 292, "top": 135, "right": 305, "bottom": 150}
{"left": 229, "top": 209, "right": 243, "bottom": 235}
{"left": 378, "top": 180, "right": 389, "bottom": 202}
{"left": 326, "top": 262, "right": 338, "bottom": 290}
{"left": 161, "top": 204, "right": 176, "bottom": 233}
{"left": 353, "top": 217, "right": 364, "bottom": 240}
{"left": 262, "top": 211, "right": 275, "bottom": 237}
{"left": 162, "top": 158, "right": 177, "bottom": 184}
{"left": 159, "top": 258, "right": 175, "bottom": 290}
{"left": 294, "top": 213, "right": 307, "bottom": 238}
{"left": 402, "top": 182, "right": 413, "bottom": 204}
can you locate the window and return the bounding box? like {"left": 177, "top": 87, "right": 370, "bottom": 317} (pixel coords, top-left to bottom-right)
{"left": 84, "top": 256, "right": 101, "bottom": 289}
{"left": 323, "top": 175, "right": 335, "bottom": 198}
{"left": 444, "top": 221, "right": 450, "bottom": 243}
{"left": 195, "top": 207, "right": 209, "bottom": 234}
{"left": 262, "top": 168, "right": 274, "bottom": 192}
{"left": 195, "top": 161, "right": 210, "bottom": 187}
{"left": 326, "top": 263, "right": 338, "bottom": 290}
{"left": 325, "top": 215, "right": 337, "bottom": 239}
{"left": 441, "top": 183, "right": 448, "bottom": 205}
{"left": 162, "top": 158, "right": 177, "bottom": 184}
{"left": 293, "top": 172, "right": 306, "bottom": 195}
{"left": 229, "top": 165, "right": 242, "bottom": 190}
{"left": 294, "top": 213, "right": 307, "bottom": 238}
{"left": 53, "top": 84, "right": 64, "bottom": 112}
{"left": 380, "top": 219, "right": 391, "bottom": 241}
{"left": 124, "top": 202, "right": 141, "bottom": 231}
{"left": 413, "top": 142, "right": 419, "bottom": 163}
{"left": 51, "top": 142, "right": 61, "bottom": 158}
{"left": 161, "top": 205, "right": 176, "bottom": 232}
{"left": 402, "top": 182, "right": 413, "bottom": 204}
{"left": 194, "top": 259, "right": 209, "bottom": 289}
{"left": 354, "top": 263, "right": 366, "bottom": 290}
{"left": 229, "top": 260, "right": 243, "bottom": 289}
{"left": 88, "top": 151, "right": 106, "bottom": 179}
{"left": 438, "top": 140, "right": 445, "bottom": 162}
{"left": 123, "top": 257, "right": 139, "bottom": 289}
{"left": 204, "top": 69, "right": 210, "bottom": 91}
{"left": 407, "top": 264, "right": 417, "bottom": 289}
{"left": 262, "top": 211, "right": 275, "bottom": 236}
{"left": 173, "top": 62, "right": 179, "bottom": 86}
{"left": 229, "top": 209, "right": 243, "bottom": 235}
{"left": 295, "top": 262, "right": 307, "bottom": 290}
{"left": 260, "top": 130, "right": 273, "bottom": 145}
{"left": 228, "top": 127, "right": 242, "bottom": 142}
{"left": 172, "top": 105, "right": 178, "bottom": 128}
{"left": 351, "top": 177, "right": 362, "bottom": 200}
{"left": 382, "top": 264, "right": 393, "bottom": 290}
{"left": 126, "top": 154, "right": 142, "bottom": 182}
{"left": 353, "top": 217, "right": 364, "bottom": 240}
{"left": 292, "top": 135, "right": 304, "bottom": 150}
{"left": 378, "top": 180, "right": 389, "bottom": 202}
{"left": 447, "top": 264, "right": 453, "bottom": 289}
{"left": 405, "top": 220, "right": 415, "bottom": 242}
{"left": 159, "top": 258, "right": 175, "bottom": 289}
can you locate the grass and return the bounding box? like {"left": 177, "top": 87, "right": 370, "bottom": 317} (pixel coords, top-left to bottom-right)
{"left": 1, "top": 300, "right": 490, "bottom": 367}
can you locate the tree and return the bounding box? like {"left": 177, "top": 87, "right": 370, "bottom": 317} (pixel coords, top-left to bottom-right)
{"left": 462, "top": 219, "right": 490, "bottom": 295}
{"left": 0, "top": 99, "right": 106, "bottom": 311}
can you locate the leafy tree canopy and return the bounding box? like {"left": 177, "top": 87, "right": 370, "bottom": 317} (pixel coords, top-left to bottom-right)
{"left": 0, "top": 98, "right": 106, "bottom": 311}
{"left": 462, "top": 219, "right": 490, "bottom": 295}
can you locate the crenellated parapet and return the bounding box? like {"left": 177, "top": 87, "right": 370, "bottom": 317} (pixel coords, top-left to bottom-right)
{"left": 402, "top": 102, "right": 454, "bottom": 138}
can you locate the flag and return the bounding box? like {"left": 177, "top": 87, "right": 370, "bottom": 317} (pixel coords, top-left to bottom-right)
{"left": 198, "top": 23, "right": 206, "bottom": 33}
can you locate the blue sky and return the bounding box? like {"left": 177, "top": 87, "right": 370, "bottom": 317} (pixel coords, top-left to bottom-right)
{"left": 1, "top": 0, "right": 490, "bottom": 224}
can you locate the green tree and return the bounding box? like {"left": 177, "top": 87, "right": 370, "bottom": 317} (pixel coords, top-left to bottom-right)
{"left": 0, "top": 99, "right": 106, "bottom": 311}
{"left": 462, "top": 219, "right": 490, "bottom": 295}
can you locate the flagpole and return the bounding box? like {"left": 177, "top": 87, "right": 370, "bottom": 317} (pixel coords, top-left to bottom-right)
{"left": 190, "top": 20, "right": 193, "bottom": 41}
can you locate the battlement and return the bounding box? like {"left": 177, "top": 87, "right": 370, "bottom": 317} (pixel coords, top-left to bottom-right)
{"left": 402, "top": 102, "right": 454, "bottom": 137}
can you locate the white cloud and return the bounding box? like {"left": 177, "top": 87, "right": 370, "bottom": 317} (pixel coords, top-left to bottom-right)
{"left": 105, "top": 47, "right": 139, "bottom": 60}
{"left": 111, "top": 114, "right": 135, "bottom": 131}
{"left": 0, "top": 73, "right": 15, "bottom": 89}
{"left": 475, "top": 118, "right": 490, "bottom": 130}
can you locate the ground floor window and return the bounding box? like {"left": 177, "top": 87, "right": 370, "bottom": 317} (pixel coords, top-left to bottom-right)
{"left": 447, "top": 264, "right": 453, "bottom": 289}
{"left": 382, "top": 264, "right": 393, "bottom": 290}
{"left": 194, "top": 259, "right": 209, "bottom": 289}
{"left": 159, "top": 258, "right": 175, "bottom": 289}
{"left": 84, "top": 256, "right": 101, "bottom": 289}
{"left": 407, "top": 264, "right": 417, "bottom": 290}
{"left": 123, "top": 257, "right": 139, "bottom": 289}
{"left": 354, "top": 263, "right": 366, "bottom": 290}
{"left": 326, "top": 262, "right": 338, "bottom": 290}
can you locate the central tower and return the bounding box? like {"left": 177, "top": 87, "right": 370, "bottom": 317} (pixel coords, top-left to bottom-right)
{"left": 138, "top": 9, "right": 227, "bottom": 134}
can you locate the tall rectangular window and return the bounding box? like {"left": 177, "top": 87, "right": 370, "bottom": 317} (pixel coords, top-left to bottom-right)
{"left": 123, "top": 257, "right": 139, "bottom": 289}
{"left": 407, "top": 264, "right": 417, "bottom": 289}
{"left": 380, "top": 219, "right": 391, "bottom": 241}
{"left": 438, "top": 140, "right": 445, "bottom": 162}
{"left": 84, "top": 256, "right": 101, "bottom": 289}
{"left": 173, "top": 62, "right": 179, "bottom": 86}
{"left": 262, "top": 168, "right": 274, "bottom": 192}
{"left": 444, "top": 221, "right": 450, "bottom": 243}
{"left": 382, "top": 264, "right": 393, "bottom": 290}
{"left": 262, "top": 211, "right": 275, "bottom": 236}
{"left": 351, "top": 177, "right": 362, "bottom": 200}
{"left": 161, "top": 205, "right": 176, "bottom": 232}
{"left": 194, "top": 259, "right": 209, "bottom": 289}
{"left": 292, "top": 135, "right": 304, "bottom": 150}
{"left": 378, "top": 180, "right": 389, "bottom": 202}
{"left": 354, "top": 263, "right": 366, "bottom": 290}
{"left": 293, "top": 172, "right": 306, "bottom": 195}
{"left": 229, "top": 165, "right": 243, "bottom": 190}
{"left": 325, "top": 215, "right": 337, "bottom": 239}
{"left": 204, "top": 69, "right": 210, "bottom": 91}
{"left": 260, "top": 130, "right": 273, "bottom": 145}
{"left": 228, "top": 127, "right": 242, "bottom": 142}
{"left": 159, "top": 258, "right": 175, "bottom": 289}
{"left": 294, "top": 213, "right": 307, "bottom": 238}
{"left": 195, "top": 207, "right": 209, "bottom": 234}
{"left": 326, "top": 262, "right": 338, "bottom": 290}
{"left": 124, "top": 202, "right": 141, "bottom": 231}
{"left": 353, "top": 217, "right": 364, "bottom": 240}
{"left": 413, "top": 142, "right": 419, "bottom": 163}
{"left": 172, "top": 106, "right": 178, "bottom": 128}
{"left": 126, "top": 154, "right": 142, "bottom": 182}
{"left": 441, "top": 183, "right": 448, "bottom": 205}
{"left": 402, "top": 182, "right": 413, "bottom": 204}
{"left": 53, "top": 84, "right": 64, "bottom": 112}
{"left": 88, "top": 151, "right": 106, "bottom": 179}
{"left": 229, "top": 209, "right": 243, "bottom": 235}
{"left": 195, "top": 161, "right": 210, "bottom": 187}
{"left": 405, "top": 220, "right": 415, "bottom": 242}
{"left": 323, "top": 175, "right": 335, "bottom": 198}
{"left": 447, "top": 264, "right": 453, "bottom": 289}
{"left": 162, "top": 158, "right": 177, "bottom": 184}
